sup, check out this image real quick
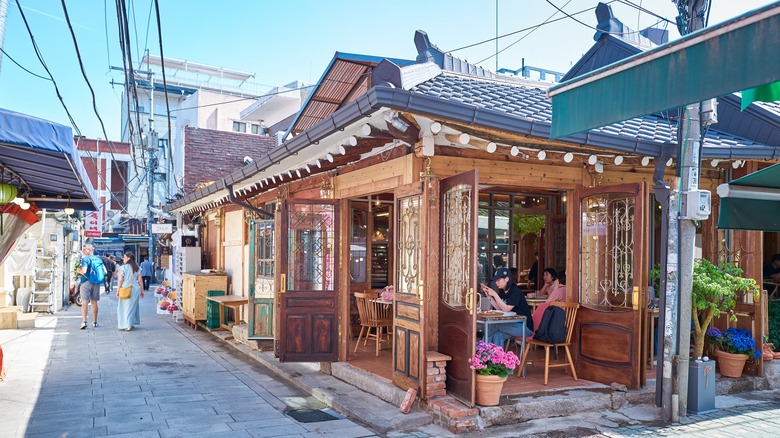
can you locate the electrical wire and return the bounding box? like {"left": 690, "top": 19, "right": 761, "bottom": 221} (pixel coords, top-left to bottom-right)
{"left": 446, "top": 1, "right": 614, "bottom": 54}
{"left": 115, "top": 0, "right": 141, "bottom": 174}
{"left": 153, "top": 0, "right": 180, "bottom": 193}
{"left": 0, "top": 47, "right": 51, "bottom": 81}
{"left": 140, "top": 0, "right": 154, "bottom": 70}
{"left": 61, "top": 0, "right": 133, "bottom": 204}
{"left": 475, "top": 0, "right": 572, "bottom": 66}
{"left": 617, "top": 0, "right": 677, "bottom": 25}
{"left": 544, "top": 0, "right": 664, "bottom": 36}
{"left": 14, "top": 0, "right": 82, "bottom": 136}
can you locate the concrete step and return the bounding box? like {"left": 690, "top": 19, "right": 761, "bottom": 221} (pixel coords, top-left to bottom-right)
{"left": 17, "top": 312, "right": 37, "bottom": 329}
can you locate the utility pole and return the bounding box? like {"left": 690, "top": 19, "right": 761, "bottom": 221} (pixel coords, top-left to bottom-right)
{"left": 145, "top": 53, "right": 157, "bottom": 282}
{"left": 671, "top": 0, "right": 710, "bottom": 421}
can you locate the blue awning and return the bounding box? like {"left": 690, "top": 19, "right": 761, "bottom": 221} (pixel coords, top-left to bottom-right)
{"left": 0, "top": 108, "right": 98, "bottom": 210}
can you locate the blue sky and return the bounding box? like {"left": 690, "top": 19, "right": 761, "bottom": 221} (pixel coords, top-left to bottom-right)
{"left": 0, "top": 0, "right": 774, "bottom": 140}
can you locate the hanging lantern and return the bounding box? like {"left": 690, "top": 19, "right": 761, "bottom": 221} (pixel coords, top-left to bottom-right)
{"left": 0, "top": 183, "right": 18, "bottom": 204}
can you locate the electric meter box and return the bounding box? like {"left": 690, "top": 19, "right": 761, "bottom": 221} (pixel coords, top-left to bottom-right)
{"left": 684, "top": 190, "right": 711, "bottom": 220}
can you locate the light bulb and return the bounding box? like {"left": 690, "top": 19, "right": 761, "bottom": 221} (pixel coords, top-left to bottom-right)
{"left": 666, "top": 158, "right": 674, "bottom": 167}
{"left": 641, "top": 157, "right": 651, "bottom": 166}
{"left": 510, "top": 146, "right": 519, "bottom": 156}
{"left": 12, "top": 197, "right": 24, "bottom": 205}
{"left": 614, "top": 156, "right": 623, "bottom": 165}
{"left": 563, "top": 153, "right": 573, "bottom": 163}
{"left": 710, "top": 159, "right": 720, "bottom": 167}
{"left": 20, "top": 202, "right": 30, "bottom": 210}
{"left": 537, "top": 151, "right": 547, "bottom": 161}
{"left": 588, "top": 155, "right": 598, "bottom": 165}
{"left": 594, "top": 162, "right": 604, "bottom": 173}
{"left": 64, "top": 207, "right": 75, "bottom": 215}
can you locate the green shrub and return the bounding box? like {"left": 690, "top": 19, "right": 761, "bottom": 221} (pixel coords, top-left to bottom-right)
{"left": 769, "top": 300, "right": 780, "bottom": 349}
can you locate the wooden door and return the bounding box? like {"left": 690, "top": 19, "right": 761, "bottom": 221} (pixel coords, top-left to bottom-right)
{"left": 276, "top": 199, "right": 340, "bottom": 362}
{"left": 573, "top": 182, "right": 648, "bottom": 389}
{"left": 392, "top": 181, "right": 434, "bottom": 392}
{"left": 438, "top": 170, "right": 479, "bottom": 406}
{"left": 249, "top": 218, "right": 274, "bottom": 338}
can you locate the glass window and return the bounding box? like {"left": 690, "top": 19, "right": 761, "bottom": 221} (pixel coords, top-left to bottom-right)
{"left": 350, "top": 209, "right": 367, "bottom": 283}
{"left": 251, "top": 124, "right": 268, "bottom": 135}
{"left": 493, "top": 209, "right": 510, "bottom": 251}
{"left": 254, "top": 218, "right": 275, "bottom": 299}
{"left": 233, "top": 121, "right": 246, "bottom": 132}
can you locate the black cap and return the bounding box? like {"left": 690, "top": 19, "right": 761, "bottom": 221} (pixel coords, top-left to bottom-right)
{"left": 492, "top": 267, "right": 510, "bottom": 281}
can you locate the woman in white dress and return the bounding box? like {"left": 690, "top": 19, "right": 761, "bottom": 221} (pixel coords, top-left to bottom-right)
{"left": 116, "top": 252, "right": 144, "bottom": 331}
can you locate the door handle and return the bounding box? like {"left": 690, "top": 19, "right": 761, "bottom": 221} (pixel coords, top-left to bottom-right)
{"left": 466, "top": 287, "right": 474, "bottom": 314}
{"left": 280, "top": 273, "right": 286, "bottom": 294}
{"left": 632, "top": 286, "right": 639, "bottom": 310}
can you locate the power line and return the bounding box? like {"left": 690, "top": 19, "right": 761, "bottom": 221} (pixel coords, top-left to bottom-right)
{"left": 476, "top": 0, "right": 573, "bottom": 66}
{"left": 446, "top": 1, "right": 613, "bottom": 54}
{"left": 0, "top": 46, "right": 51, "bottom": 80}
{"left": 14, "top": 0, "right": 82, "bottom": 136}
{"left": 544, "top": 0, "right": 665, "bottom": 36}
{"left": 61, "top": 0, "right": 133, "bottom": 206}
{"left": 617, "top": 0, "right": 676, "bottom": 26}
{"left": 140, "top": 0, "right": 153, "bottom": 70}
{"left": 153, "top": 0, "right": 180, "bottom": 194}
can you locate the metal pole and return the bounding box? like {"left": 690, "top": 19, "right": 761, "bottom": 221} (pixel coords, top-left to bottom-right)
{"left": 675, "top": 0, "right": 708, "bottom": 418}
{"left": 662, "top": 182, "right": 680, "bottom": 422}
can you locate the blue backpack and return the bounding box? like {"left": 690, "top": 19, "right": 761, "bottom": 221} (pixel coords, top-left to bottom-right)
{"left": 85, "top": 256, "right": 106, "bottom": 284}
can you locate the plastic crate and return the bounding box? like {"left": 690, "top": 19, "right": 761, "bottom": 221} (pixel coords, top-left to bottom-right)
{"left": 205, "top": 290, "right": 227, "bottom": 329}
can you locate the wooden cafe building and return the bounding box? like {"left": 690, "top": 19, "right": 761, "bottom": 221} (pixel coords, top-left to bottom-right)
{"left": 166, "top": 27, "right": 780, "bottom": 409}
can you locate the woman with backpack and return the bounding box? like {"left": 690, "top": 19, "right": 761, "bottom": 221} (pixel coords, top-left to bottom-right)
{"left": 116, "top": 252, "right": 145, "bottom": 331}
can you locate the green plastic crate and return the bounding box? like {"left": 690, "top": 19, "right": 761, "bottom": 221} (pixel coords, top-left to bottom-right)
{"left": 206, "top": 290, "right": 227, "bottom": 329}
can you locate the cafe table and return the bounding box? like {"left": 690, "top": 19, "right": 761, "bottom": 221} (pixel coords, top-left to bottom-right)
{"left": 477, "top": 311, "right": 528, "bottom": 376}
{"left": 526, "top": 298, "right": 546, "bottom": 312}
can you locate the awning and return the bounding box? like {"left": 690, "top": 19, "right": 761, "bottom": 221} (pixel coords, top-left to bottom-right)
{"left": 0, "top": 108, "right": 98, "bottom": 210}
{"left": 716, "top": 163, "right": 780, "bottom": 232}
{"left": 548, "top": 3, "right": 780, "bottom": 139}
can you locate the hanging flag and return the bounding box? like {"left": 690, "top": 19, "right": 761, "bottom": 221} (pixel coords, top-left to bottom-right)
{"left": 741, "top": 80, "right": 780, "bottom": 111}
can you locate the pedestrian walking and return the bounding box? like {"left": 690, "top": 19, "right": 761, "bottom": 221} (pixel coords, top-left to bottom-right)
{"left": 139, "top": 257, "right": 153, "bottom": 291}
{"left": 116, "top": 252, "right": 144, "bottom": 331}
{"left": 100, "top": 254, "right": 117, "bottom": 294}
{"left": 78, "top": 244, "right": 105, "bottom": 329}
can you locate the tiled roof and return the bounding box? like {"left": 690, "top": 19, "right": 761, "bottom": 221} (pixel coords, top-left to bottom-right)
{"left": 410, "top": 73, "right": 775, "bottom": 150}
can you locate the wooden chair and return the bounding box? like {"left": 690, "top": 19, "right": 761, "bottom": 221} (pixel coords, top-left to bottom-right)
{"left": 354, "top": 292, "right": 393, "bottom": 356}
{"left": 517, "top": 301, "right": 579, "bottom": 385}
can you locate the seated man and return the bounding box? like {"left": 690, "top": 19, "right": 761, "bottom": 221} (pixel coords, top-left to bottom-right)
{"left": 481, "top": 267, "right": 533, "bottom": 347}
{"left": 764, "top": 254, "right": 780, "bottom": 281}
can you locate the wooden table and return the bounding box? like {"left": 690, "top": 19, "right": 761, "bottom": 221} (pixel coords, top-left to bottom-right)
{"left": 527, "top": 298, "right": 546, "bottom": 312}
{"left": 477, "top": 312, "right": 528, "bottom": 376}
{"left": 206, "top": 295, "right": 249, "bottom": 331}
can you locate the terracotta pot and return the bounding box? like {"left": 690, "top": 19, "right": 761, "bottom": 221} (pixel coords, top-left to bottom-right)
{"left": 763, "top": 343, "right": 774, "bottom": 361}
{"left": 475, "top": 374, "right": 507, "bottom": 406}
{"left": 716, "top": 350, "right": 749, "bottom": 378}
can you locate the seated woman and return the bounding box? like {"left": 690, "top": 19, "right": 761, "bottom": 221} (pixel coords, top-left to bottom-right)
{"left": 537, "top": 268, "right": 560, "bottom": 298}
{"left": 531, "top": 273, "right": 566, "bottom": 332}
{"left": 481, "top": 267, "right": 533, "bottom": 347}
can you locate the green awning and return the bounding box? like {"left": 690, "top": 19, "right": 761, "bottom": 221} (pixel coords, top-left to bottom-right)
{"left": 549, "top": 4, "right": 780, "bottom": 139}
{"left": 717, "top": 163, "right": 780, "bottom": 232}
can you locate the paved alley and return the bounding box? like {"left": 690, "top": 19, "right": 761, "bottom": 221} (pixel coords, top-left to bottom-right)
{"left": 0, "top": 290, "right": 381, "bottom": 438}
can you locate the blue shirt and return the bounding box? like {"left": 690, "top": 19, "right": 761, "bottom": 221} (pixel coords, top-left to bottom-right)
{"left": 140, "top": 260, "right": 153, "bottom": 276}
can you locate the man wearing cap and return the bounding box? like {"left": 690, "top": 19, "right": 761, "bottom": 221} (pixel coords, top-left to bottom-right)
{"left": 480, "top": 267, "right": 533, "bottom": 347}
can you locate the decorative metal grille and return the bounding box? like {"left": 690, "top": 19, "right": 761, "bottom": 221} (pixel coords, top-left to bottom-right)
{"left": 255, "top": 219, "right": 275, "bottom": 298}
{"left": 397, "top": 195, "right": 421, "bottom": 298}
{"left": 579, "top": 194, "right": 635, "bottom": 309}
{"left": 287, "top": 204, "right": 335, "bottom": 291}
{"left": 442, "top": 183, "right": 472, "bottom": 307}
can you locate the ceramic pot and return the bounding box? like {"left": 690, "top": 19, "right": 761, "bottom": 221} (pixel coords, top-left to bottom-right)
{"left": 475, "top": 374, "right": 507, "bottom": 406}
{"left": 716, "top": 350, "right": 749, "bottom": 378}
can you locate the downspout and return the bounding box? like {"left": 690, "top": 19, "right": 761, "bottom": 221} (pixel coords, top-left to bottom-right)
{"left": 226, "top": 184, "right": 273, "bottom": 219}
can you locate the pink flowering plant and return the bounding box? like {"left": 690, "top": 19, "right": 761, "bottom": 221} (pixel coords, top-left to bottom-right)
{"left": 468, "top": 340, "right": 521, "bottom": 378}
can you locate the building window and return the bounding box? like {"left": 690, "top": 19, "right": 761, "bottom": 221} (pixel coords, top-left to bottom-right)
{"left": 233, "top": 121, "right": 246, "bottom": 132}
{"left": 251, "top": 124, "right": 268, "bottom": 135}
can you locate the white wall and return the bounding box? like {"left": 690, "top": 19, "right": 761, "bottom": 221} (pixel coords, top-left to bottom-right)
{"left": 222, "top": 210, "right": 245, "bottom": 297}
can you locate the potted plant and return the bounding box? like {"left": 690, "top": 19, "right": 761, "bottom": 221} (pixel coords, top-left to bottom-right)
{"left": 692, "top": 259, "right": 759, "bottom": 360}
{"left": 468, "top": 340, "right": 521, "bottom": 406}
{"left": 705, "top": 327, "right": 761, "bottom": 377}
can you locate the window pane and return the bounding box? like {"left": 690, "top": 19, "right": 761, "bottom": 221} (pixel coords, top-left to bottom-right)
{"left": 287, "top": 203, "right": 335, "bottom": 291}
{"left": 350, "top": 209, "right": 367, "bottom": 283}
{"left": 442, "top": 183, "right": 472, "bottom": 308}
{"left": 493, "top": 209, "right": 510, "bottom": 251}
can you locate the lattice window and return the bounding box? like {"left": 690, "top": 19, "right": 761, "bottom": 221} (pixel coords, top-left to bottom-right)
{"left": 397, "top": 195, "right": 421, "bottom": 298}
{"left": 442, "top": 183, "right": 472, "bottom": 308}
{"left": 287, "top": 203, "right": 335, "bottom": 291}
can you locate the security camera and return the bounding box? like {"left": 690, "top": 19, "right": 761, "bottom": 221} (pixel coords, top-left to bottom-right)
{"left": 243, "top": 156, "right": 253, "bottom": 164}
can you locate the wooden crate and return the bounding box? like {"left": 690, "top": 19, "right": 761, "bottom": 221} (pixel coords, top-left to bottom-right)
{"left": 182, "top": 273, "right": 228, "bottom": 321}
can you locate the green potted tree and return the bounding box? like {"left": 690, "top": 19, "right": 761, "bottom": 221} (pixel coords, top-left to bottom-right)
{"left": 692, "top": 259, "right": 760, "bottom": 360}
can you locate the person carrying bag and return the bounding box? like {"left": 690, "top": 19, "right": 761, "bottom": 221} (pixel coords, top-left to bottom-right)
{"left": 116, "top": 252, "right": 144, "bottom": 331}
